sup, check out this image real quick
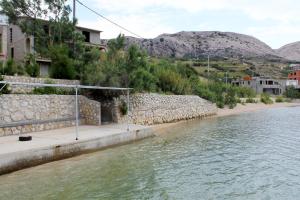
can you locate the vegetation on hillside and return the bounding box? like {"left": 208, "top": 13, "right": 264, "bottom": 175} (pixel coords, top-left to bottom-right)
{"left": 79, "top": 34, "right": 256, "bottom": 108}
{"left": 0, "top": 0, "right": 262, "bottom": 108}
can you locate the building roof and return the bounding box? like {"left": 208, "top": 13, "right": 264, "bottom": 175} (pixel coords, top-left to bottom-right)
{"left": 76, "top": 26, "right": 102, "bottom": 33}
{"left": 14, "top": 16, "right": 103, "bottom": 33}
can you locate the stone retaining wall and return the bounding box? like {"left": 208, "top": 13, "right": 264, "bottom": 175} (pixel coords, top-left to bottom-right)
{"left": 0, "top": 94, "right": 100, "bottom": 136}
{"left": 3, "top": 76, "right": 80, "bottom": 94}
{"left": 113, "top": 93, "right": 217, "bottom": 125}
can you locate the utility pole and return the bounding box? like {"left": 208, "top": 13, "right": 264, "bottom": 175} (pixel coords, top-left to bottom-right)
{"left": 72, "top": 0, "right": 76, "bottom": 55}
{"left": 225, "top": 71, "right": 228, "bottom": 92}
{"left": 207, "top": 55, "right": 210, "bottom": 77}
{"left": 73, "top": 0, "right": 76, "bottom": 25}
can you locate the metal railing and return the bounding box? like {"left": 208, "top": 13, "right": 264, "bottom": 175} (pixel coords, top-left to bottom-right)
{"left": 0, "top": 81, "right": 132, "bottom": 140}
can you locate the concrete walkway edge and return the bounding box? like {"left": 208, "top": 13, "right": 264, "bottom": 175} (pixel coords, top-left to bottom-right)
{"left": 0, "top": 127, "right": 155, "bottom": 175}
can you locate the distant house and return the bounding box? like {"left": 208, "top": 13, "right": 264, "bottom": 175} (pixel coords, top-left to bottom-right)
{"left": 232, "top": 76, "right": 297, "bottom": 95}
{"left": 289, "top": 64, "right": 300, "bottom": 71}
{"left": 0, "top": 15, "right": 106, "bottom": 76}
{"left": 288, "top": 70, "right": 300, "bottom": 85}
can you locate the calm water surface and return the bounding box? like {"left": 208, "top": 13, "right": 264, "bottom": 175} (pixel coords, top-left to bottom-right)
{"left": 0, "top": 107, "right": 300, "bottom": 200}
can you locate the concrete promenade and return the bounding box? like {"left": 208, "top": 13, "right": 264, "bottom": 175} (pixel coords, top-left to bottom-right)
{"left": 0, "top": 124, "right": 154, "bottom": 175}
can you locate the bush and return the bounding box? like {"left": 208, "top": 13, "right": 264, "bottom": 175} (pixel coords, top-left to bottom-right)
{"left": 33, "top": 79, "right": 74, "bottom": 95}
{"left": 245, "top": 98, "right": 257, "bottom": 103}
{"left": 129, "top": 68, "right": 157, "bottom": 92}
{"left": 25, "top": 55, "right": 40, "bottom": 77}
{"left": 261, "top": 93, "right": 273, "bottom": 104}
{"left": 156, "top": 69, "right": 191, "bottom": 95}
{"left": 225, "top": 88, "right": 237, "bottom": 109}
{"left": 3, "top": 59, "right": 17, "bottom": 75}
{"left": 275, "top": 96, "right": 284, "bottom": 103}
{"left": 49, "top": 45, "right": 76, "bottom": 79}
{"left": 119, "top": 100, "right": 128, "bottom": 115}
{"left": 235, "top": 87, "right": 255, "bottom": 98}
{"left": 284, "top": 86, "right": 300, "bottom": 99}
{"left": 216, "top": 100, "right": 224, "bottom": 108}
{"left": 0, "top": 75, "right": 10, "bottom": 95}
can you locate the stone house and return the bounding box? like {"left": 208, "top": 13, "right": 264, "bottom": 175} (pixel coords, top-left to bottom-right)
{"left": 0, "top": 15, "right": 106, "bottom": 76}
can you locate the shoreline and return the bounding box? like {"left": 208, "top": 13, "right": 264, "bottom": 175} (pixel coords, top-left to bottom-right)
{"left": 217, "top": 102, "right": 300, "bottom": 117}
{"left": 152, "top": 102, "right": 300, "bottom": 135}
{"left": 1, "top": 102, "right": 300, "bottom": 175}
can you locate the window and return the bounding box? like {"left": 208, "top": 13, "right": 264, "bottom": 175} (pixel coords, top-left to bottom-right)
{"left": 26, "top": 38, "right": 31, "bottom": 53}
{"left": 82, "top": 31, "right": 90, "bottom": 42}
{"left": 11, "top": 48, "right": 14, "bottom": 59}
{"left": 10, "top": 28, "right": 12, "bottom": 43}
{"left": 43, "top": 25, "right": 49, "bottom": 35}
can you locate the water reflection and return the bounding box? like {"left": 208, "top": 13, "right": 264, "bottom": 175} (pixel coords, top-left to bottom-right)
{"left": 0, "top": 107, "right": 300, "bottom": 199}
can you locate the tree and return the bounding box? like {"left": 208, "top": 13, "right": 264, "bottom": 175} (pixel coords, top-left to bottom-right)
{"left": 129, "top": 68, "right": 157, "bottom": 92}
{"left": 284, "top": 86, "right": 300, "bottom": 99}
{"left": 225, "top": 88, "right": 237, "bottom": 108}
{"left": 49, "top": 45, "right": 75, "bottom": 79}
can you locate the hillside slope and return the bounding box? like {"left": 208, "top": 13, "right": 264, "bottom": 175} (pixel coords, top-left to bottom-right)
{"left": 277, "top": 42, "right": 300, "bottom": 61}
{"left": 122, "top": 31, "right": 282, "bottom": 60}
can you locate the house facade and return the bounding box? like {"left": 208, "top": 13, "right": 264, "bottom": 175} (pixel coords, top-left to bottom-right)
{"left": 0, "top": 15, "right": 8, "bottom": 64}
{"left": 288, "top": 70, "right": 300, "bottom": 85}
{"left": 232, "top": 76, "right": 298, "bottom": 95}
{"left": 0, "top": 15, "right": 105, "bottom": 76}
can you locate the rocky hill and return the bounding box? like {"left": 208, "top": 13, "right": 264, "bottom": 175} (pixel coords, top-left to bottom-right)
{"left": 276, "top": 42, "right": 300, "bottom": 61}
{"left": 120, "top": 31, "right": 285, "bottom": 61}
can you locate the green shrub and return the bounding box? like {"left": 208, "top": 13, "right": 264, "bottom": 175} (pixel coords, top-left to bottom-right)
{"left": 3, "top": 59, "right": 17, "bottom": 75}
{"left": 49, "top": 45, "right": 76, "bottom": 80}
{"left": 0, "top": 75, "right": 10, "bottom": 95}
{"left": 225, "top": 88, "right": 237, "bottom": 109}
{"left": 129, "top": 68, "right": 157, "bottom": 92}
{"left": 245, "top": 98, "right": 257, "bottom": 103}
{"left": 119, "top": 100, "right": 128, "bottom": 115}
{"left": 33, "top": 79, "right": 74, "bottom": 95}
{"left": 284, "top": 86, "right": 300, "bottom": 99}
{"left": 156, "top": 69, "right": 191, "bottom": 95}
{"left": 0, "top": 61, "right": 3, "bottom": 75}
{"left": 25, "top": 54, "right": 40, "bottom": 77}
{"left": 275, "top": 96, "right": 284, "bottom": 103}
{"left": 261, "top": 93, "right": 273, "bottom": 104}
{"left": 235, "top": 87, "right": 256, "bottom": 98}
{"left": 216, "top": 100, "right": 224, "bottom": 108}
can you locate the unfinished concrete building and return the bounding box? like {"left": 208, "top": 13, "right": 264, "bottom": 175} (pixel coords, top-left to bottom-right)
{"left": 232, "top": 76, "right": 298, "bottom": 95}
{"left": 0, "top": 15, "right": 106, "bottom": 76}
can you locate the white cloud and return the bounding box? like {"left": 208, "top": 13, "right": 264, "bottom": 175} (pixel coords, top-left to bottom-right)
{"left": 76, "top": 0, "right": 300, "bottom": 48}
{"left": 89, "top": 0, "right": 300, "bottom": 22}
{"left": 78, "top": 13, "right": 176, "bottom": 39}
{"left": 247, "top": 24, "right": 300, "bottom": 48}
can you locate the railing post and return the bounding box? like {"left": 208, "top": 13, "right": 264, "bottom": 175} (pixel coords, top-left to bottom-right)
{"left": 99, "top": 102, "right": 101, "bottom": 126}
{"left": 75, "top": 86, "right": 79, "bottom": 140}
{"left": 127, "top": 89, "right": 130, "bottom": 131}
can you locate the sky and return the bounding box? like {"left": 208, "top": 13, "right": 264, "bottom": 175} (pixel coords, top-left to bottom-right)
{"left": 70, "top": 0, "right": 300, "bottom": 49}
